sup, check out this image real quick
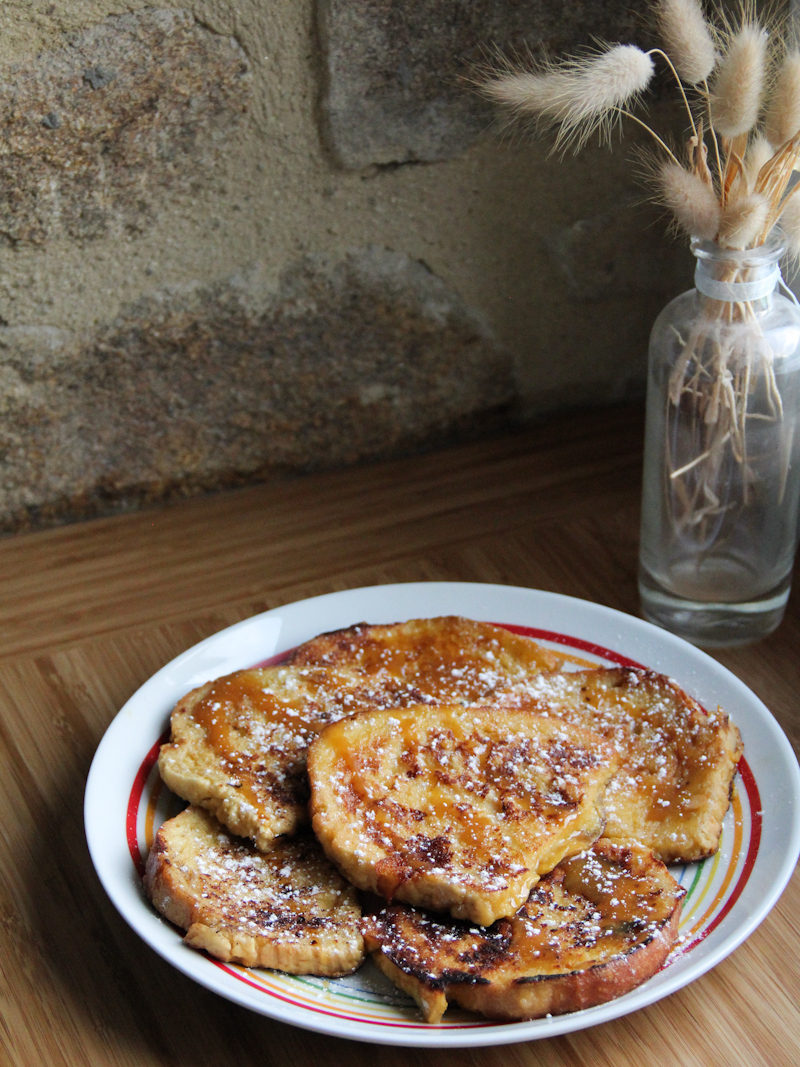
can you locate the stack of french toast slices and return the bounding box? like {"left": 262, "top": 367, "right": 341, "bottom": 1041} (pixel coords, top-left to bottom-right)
{"left": 145, "top": 616, "right": 743, "bottom": 1023}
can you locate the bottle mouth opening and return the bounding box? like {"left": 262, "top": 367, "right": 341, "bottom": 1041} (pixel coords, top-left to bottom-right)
{"left": 691, "top": 237, "right": 785, "bottom": 267}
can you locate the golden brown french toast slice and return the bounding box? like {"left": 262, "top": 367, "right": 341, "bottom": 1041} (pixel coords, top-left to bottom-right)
{"left": 159, "top": 618, "right": 560, "bottom": 851}
{"left": 144, "top": 806, "right": 364, "bottom": 975}
{"left": 362, "top": 838, "right": 685, "bottom": 1023}
{"left": 285, "top": 616, "right": 562, "bottom": 700}
{"left": 515, "top": 668, "right": 743, "bottom": 862}
{"left": 308, "top": 703, "right": 619, "bottom": 926}
{"left": 158, "top": 663, "right": 378, "bottom": 850}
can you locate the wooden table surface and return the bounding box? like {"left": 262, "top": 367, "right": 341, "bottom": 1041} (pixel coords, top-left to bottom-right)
{"left": 2, "top": 402, "right": 798, "bottom": 1067}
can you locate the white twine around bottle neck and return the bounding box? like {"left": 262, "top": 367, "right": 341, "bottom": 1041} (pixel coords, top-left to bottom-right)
{"left": 694, "top": 263, "right": 781, "bottom": 302}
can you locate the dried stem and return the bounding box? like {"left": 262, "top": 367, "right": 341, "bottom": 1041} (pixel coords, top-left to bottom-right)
{"left": 702, "top": 79, "right": 725, "bottom": 198}
{"left": 648, "top": 47, "right": 699, "bottom": 139}
{"left": 615, "top": 108, "right": 682, "bottom": 165}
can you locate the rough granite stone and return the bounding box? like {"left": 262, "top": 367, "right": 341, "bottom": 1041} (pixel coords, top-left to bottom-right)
{"left": 318, "top": 0, "right": 650, "bottom": 168}
{"left": 0, "top": 247, "right": 514, "bottom": 531}
{"left": 0, "top": 9, "right": 251, "bottom": 245}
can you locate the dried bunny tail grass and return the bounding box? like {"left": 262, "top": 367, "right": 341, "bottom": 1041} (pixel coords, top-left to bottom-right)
{"left": 480, "top": 44, "right": 655, "bottom": 150}
{"left": 657, "top": 159, "right": 721, "bottom": 239}
{"left": 709, "top": 20, "right": 769, "bottom": 137}
{"left": 777, "top": 188, "right": 800, "bottom": 263}
{"left": 656, "top": 0, "right": 716, "bottom": 85}
{"left": 717, "top": 190, "right": 771, "bottom": 247}
{"left": 743, "top": 132, "right": 776, "bottom": 191}
{"left": 764, "top": 50, "right": 800, "bottom": 148}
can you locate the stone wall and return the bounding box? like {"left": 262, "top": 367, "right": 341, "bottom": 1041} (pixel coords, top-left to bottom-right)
{"left": 0, "top": 1, "right": 695, "bottom": 532}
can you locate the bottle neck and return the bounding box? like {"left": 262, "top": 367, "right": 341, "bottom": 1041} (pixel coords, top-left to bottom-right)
{"left": 694, "top": 260, "right": 779, "bottom": 306}
{"left": 692, "top": 240, "right": 783, "bottom": 311}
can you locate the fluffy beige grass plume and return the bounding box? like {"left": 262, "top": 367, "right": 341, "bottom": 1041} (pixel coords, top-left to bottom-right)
{"left": 658, "top": 160, "right": 721, "bottom": 239}
{"left": 718, "top": 191, "right": 770, "bottom": 248}
{"left": 765, "top": 50, "right": 800, "bottom": 148}
{"left": 656, "top": 0, "right": 716, "bottom": 85}
{"left": 482, "top": 44, "right": 655, "bottom": 150}
{"left": 778, "top": 189, "right": 800, "bottom": 260}
{"left": 742, "top": 133, "right": 775, "bottom": 193}
{"left": 710, "top": 22, "right": 768, "bottom": 138}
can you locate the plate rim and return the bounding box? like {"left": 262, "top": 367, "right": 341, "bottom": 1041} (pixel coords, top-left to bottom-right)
{"left": 84, "top": 580, "right": 800, "bottom": 1047}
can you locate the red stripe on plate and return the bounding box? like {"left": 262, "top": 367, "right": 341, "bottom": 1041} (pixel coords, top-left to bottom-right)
{"left": 251, "top": 650, "right": 292, "bottom": 669}
{"left": 682, "top": 756, "right": 762, "bottom": 952}
{"left": 211, "top": 962, "right": 496, "bottom": 1029}
{"left": 494, "top": 623, "right": 646, "bottom": 669}
{"left": 126, "top": 732, "right": 168, "bottom": 878}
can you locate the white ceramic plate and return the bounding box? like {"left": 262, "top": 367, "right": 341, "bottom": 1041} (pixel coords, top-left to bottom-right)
{"left": 84, "top": 582, "right": 800, "bottom": 1047}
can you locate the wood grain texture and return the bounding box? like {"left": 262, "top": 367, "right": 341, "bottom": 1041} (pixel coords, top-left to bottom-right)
{"left": 0, "top": 401, "right": 797, "bottom": 1067}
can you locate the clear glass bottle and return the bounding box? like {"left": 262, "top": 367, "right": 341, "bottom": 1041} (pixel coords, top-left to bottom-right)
{"left": 639, "top": 239, "right": 800, "bottom": 646}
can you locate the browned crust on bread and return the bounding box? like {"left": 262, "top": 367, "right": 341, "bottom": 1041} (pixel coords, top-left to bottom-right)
{"left": 144, "top": 806, "right": 364, "bottom": 975}
{"left": 511, "top": 668, "right": 743, "bottom": 863}
{"left": 308, "top": 703, "right": 619, "bottom": 925}
{"left": 362, "top": 839, "right": 685, "bottom": 1023}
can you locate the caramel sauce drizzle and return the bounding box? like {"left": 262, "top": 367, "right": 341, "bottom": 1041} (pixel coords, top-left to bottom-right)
{"left": 192, "top": 670, "right": 330, "bottom": 811}
{"left": 560, "top": 851, "right": 672, "bottom": 927}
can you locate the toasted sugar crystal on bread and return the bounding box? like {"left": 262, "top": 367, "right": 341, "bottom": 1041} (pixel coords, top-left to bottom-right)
{"left": 159, "top": 618, "right": 561, "bottom": 851}
{"left": 144, "top": 806, "right": 364, "bottom": 975}
{"left": 308, "top": 703, "right": 619, "bottom": 926}
{"left": 510, "top": 668, "right": 743, "bottom": 863}
{"left": 362, "top": 838, "right": 685, "bottom": 1023}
